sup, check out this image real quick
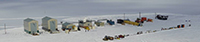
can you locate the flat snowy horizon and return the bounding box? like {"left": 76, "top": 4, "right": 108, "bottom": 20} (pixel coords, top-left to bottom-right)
{"left": 0, "top": 13, "right": 199, "bottom": 42}
{"left": 1, "top": 0, "right": 200, "bottom": 42}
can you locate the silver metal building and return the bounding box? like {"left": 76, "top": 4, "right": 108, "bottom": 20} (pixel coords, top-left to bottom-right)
{"left": 42, "top": 16, "right": 59, "bottom": 34}
{"left": 24, "top": 18, "right": 39, "bottom": 35}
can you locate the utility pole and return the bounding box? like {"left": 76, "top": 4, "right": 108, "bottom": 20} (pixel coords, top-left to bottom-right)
{"left": 4, "top": 24, "right": 7, "bottom": 34}
{"left": 155, "top": 12, "right": 157, "bottom": 15}
{"left": 139, "top": 12, "right": 141, "bottom": 18}
{"left": 139, "top": 12, "right": 142, "bottom": 26}
{"left": 155, "top": 12, "right": 157, "bottom": 19}
{"left": 124, "top": 13, "right": 125, "bottom": 20}
{"left": 44, "top": 10, "right": 46, "bottom": 15}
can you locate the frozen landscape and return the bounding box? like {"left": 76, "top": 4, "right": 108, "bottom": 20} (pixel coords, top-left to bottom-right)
{"left": 0, "top": 0, "right": 200, "bottom": 42}
{"left": 0, "top": 13, "right": 199, "bottom": 42}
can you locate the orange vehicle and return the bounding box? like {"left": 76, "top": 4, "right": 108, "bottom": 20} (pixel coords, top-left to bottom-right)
{"left": 141, "top": 17, "right": 147, "bottom": 21}
{"left": 147, "top": 19, "right": 153, "bottom": 22}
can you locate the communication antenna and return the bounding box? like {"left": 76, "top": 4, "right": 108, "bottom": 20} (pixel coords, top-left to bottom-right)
{"left": 124, "top": 13, "right": 125, "bottom": 19}
{"left": 4, "top": 24, "right": 7, "bottom": 34}
{"left": 138, "top": 12, "right": 142, "bottom": 26}
{"left": 44, "top": 10, "right": 47, "bottom": 16}
{"left": 139, "top": 12, "right": 141, "bottom": 18}
{"left": 155, "top": 12, "right": 157, "bottom": 17}
{"left": 44, "top": 10, "right": 46, "bottom": 14}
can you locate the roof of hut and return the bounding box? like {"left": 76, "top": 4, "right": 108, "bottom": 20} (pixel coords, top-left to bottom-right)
{"left": 63, "top": 22, "right": 71, "bottom": 26}
{"left": 24, "top": 18, "right": 35, "bottom": 22}
{"left": 42, "top": 16, "right": 53, "bottom": 21}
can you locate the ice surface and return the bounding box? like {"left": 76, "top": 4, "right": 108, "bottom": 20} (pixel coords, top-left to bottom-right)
{"left": 0, "top": 13, "right": 199, "bottom": 42}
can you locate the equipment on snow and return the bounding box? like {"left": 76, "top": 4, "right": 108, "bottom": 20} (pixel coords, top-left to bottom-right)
{"left": 155, "top": 15, "right": 168, "bottom": 20}
{"left": 177, "top": 25, "right": 181, "bottom": 28}
{"left": 137, "top": 31, "right": 143, "bottom": 34}
{"left": 153, "top": 30, "right": 157, "bottom": 32}
{"left": 107, "top": 20, "right": 115, "bottom": 25}
{"left": 145, "top": 30, "right": 151, "bottom": 33}
{"left": 103, "top": 34, "right": 129, "bottom": 41}
{"left": 117, "top": 19, "right": 124, "bottom": 24}
{"left": 78, "top": 27, "right": 81, "bottom": 31}
{"left": 147, "top": 19, "right": 153, "bottom": 22}
{"left": 141, "top": 17, "right": 147, "bottom": 21}
{"left": 103, "top": 36, "right": 114, "bottom": 41}
{"left": 189, "top": 24, "right": 191, "bottom": 27}
{"left": 181, "top": 24, "right": 185, "bottom": 28}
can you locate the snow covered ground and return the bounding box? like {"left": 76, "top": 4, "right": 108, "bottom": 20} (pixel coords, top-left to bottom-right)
{"left": 0, "top": 13, "right": 199, "bottom": 42}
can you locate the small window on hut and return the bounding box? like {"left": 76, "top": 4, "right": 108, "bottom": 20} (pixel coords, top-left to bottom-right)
{"left": 52, "top": 21, "right": 55, "bottom": 24}
{"left": 33, "top": 23, "right": 36, "bottom": 26}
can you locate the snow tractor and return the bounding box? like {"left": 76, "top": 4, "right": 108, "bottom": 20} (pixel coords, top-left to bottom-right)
{"left": 124, "top": 20, "right": 140, "bottom": 26}
{"left": 117, "top": 19, "right": 125, "bottom": 25}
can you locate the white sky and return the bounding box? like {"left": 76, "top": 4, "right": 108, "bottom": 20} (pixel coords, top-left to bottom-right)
{"left": 0, "top": 0, "right": 199, "bottom": 18}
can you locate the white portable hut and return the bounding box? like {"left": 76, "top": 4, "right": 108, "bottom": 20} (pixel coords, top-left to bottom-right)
{"left": 42, "top": 16, "right": 59, "bottom": 34}
{"left": 78, "top": 20, "right": 92, "bottom": 27}
{"left": 24, "top": 18, "right": 39, "bottom": 35}
{"left": 95, "top": 21, "right": 105, "bottom": 27}
{"left": 62, "top": 22, "right": 77, "bottom": 31}
{"left": 78, "top": 20, "right": 95, "bottom": 29}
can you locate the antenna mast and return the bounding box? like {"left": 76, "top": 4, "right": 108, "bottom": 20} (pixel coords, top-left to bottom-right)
{"left": 124, "top": 13, "right": 125, "bottom": 19}
{"left": 4, "top": 24, "right": 7, "bottom": 34}
{"left": 155, "top": 12, "right": 157, "bottom": 16}
{"left": 139, "top": 12, "right": 141, "bottom": 18}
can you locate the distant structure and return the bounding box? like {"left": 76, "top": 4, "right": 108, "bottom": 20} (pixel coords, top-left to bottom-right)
{"left": 24, "top": 18, "right": 39, "bottom": 35}
{"left": 78, "top": 20, "right": 95, "bottom": 29}
{"left": 107, "top": 19, "right": 115, "bottom": 25}
{"left": 62, "top": 22, "right": 78, "bottom": 33}
{"left": 42, "top": 16, "right": 59, "bottom": 34}
{"left": 95, "top": 21, "right": 105, "bottom": 27}
{"left": 155, "top": 14, "right": 168, "bottom": 20}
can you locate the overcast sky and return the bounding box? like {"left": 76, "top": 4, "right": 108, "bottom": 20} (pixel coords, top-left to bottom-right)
{"left": 0, "top": 0, "right": 199, "bottom": 18}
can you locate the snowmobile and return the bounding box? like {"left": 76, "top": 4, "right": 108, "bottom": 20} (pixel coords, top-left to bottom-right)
{"left": 137, "top": 31, "right": 143, "bottom": 34}
{"left": 32, "top": 32, "right": 39, "bottom": 36}
{"left": 103, "top": 36, "right": 114, "bottom": 41}
{"left": 103, "top": 34, "right": 129, "bottom": 41}
{"left": 153, "top": 30, "right": 157, "bottom": 32}
{"left": 145, "top": 30, "right": 151, "bottom": 33}
{"left": 169, "top": 27, "right": 174, "bottom": 29}
{"left": 114, "top": 35, "right": 127, "bottom": 39}
{"left": 177, "top": 25, "right": 181, "bottom": 28}
{"left": 181, "top": 24, "right": 185, "bottom": 28}
{"left": 189, "top": 24, "right": 191, "bottom": 27}
{"left": 114, "top": 36, "right": 120, "bottom": 40}
{"left": 118, "top": 35, "right": 125, "bottom": 38}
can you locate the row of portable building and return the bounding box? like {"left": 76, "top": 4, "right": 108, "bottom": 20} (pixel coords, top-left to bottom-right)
{"left": 24, "top": 16, "right": 115, "bottom": 35}
{"left": 24, "top": 16, "right": 59, "bottom": 35}
{"left": 24, "top": 16, "right": 90, "bottom": 35}
{"left": 24, "top": 16, "right": 154, "bottom": 35}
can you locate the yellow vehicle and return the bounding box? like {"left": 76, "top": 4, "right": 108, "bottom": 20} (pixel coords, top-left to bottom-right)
{"left": 123, "top": 20, "right": 140, "bottom": 26}
{"left": 85, "top": 26, "right": 90, "bottom": 31}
